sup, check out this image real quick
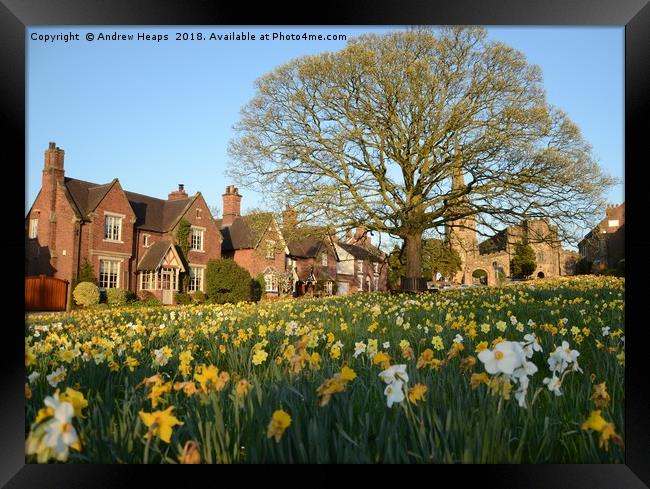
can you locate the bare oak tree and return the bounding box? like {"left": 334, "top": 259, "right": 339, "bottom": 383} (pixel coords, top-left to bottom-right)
{"left": 228, "top": 27, "right": 615, "bottom": 279}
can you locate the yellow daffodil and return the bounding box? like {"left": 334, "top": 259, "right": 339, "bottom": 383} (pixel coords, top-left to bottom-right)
{"left": 139, "top": 406, "right": 183, "bottom": 443}
{"left": 267, "top": 409, "right": 291, "bottom": 442}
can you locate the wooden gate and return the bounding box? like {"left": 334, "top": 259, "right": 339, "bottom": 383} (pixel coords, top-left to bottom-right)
{"left": 25, "top": 275, "right": 69, "bottom": 312}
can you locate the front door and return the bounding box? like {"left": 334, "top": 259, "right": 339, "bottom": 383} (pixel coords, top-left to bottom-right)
{"left": 161, "top": 270, "right": 173, "bottom": 305}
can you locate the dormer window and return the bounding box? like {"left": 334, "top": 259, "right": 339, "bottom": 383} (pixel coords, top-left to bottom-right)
{"left": 321, "top": 253, "right": 328, "bottom": 266}
{"left": 104, "top": 214, "right": 123, "bottom": 242}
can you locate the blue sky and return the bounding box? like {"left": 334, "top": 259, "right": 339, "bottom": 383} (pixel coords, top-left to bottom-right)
{"left": 26, "top": 26, "right": 624, "bottom": 242}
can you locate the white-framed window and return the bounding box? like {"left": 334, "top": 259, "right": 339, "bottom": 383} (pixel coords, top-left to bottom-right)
{"left": 356, "top": 260, "right": 363, "bottom": 275}
{"left": 143, "top": 234, "right": 151, "bottom": 247}
{"left": 264, "top": 272, "right": 278, "bottom": 292}
{"left": 140, "top": 271, "right": 156, "bottom": 290}
{"left": 608, "top": 219, "right": 619, "bottom": 228}
{"left": 104, "top": 215, "right": 122, "bottom": 241}
{"left": 99, "top": 259, "right": 120, "bottom": 289}
{"left": 374, "top": 276, "right": 379, "bottom": 291}
{"left": 358, "top": 274, "right": 363, "bottom": 289}
{"left": 29, "top": 218, "right": 38, "bottom": 239}
{"left": 325, "top": 281, "right": 333, "bottom": 295}
{"left": 321, "top": 253, "right": 328, "bottom": 266}
{"left": 190, "top": 227, "right": 204, "bottom": 251}
{"left": 189, "top": 266, "right": 204, "bottom": 292}
{"left": 373, "top": 262, "right": 379, "bottom": 275}
{"left": 266, "top": 240, "right": 275, "bottom": 260}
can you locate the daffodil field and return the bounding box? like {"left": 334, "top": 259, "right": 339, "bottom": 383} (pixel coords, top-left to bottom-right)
{"left": 25, "top": 276, "right": 625, "bottom": 463}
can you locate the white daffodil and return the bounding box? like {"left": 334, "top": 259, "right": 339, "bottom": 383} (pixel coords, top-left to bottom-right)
{"left": 153, "top": 348, "right": 170, "bottom": 367}
{"left": 521, "top": 333, "right": 543, "bottom": 358}
{"left": 46, "top": 366, "right": 67, "bottom": 388}
{"left": 384, "top": 380, "right": 405, "bottom": 408}
{"left": 382, "top": 341, "right": 390, "bottom": 350}
{"left": 543, "top": 375, "right": 563, "bottom": 396}
{"left": 514, "top": 376, "right": 530, "bottom": 408}
{"left": 42, "top": 401, "right": 79, "bottom": 461}
{"left": 28, "top": 371, "right": 40, "bottom": 384}
{"left": 477, "top": 341, "right": 523, "bottom": 375}
{"left": 378, "top": 364, "right": 409, "bottom": 385}
{"left": 453, "top": 334, "right": 464, "bottom": 344}
{"left": 353, "top": 342, "right": 366, "bottom": 358}
{"left": 510, "top": 315, "right": 518, "bottom": 325}
{"left": 601, "top": 327, "right": 610, "bottom": 337}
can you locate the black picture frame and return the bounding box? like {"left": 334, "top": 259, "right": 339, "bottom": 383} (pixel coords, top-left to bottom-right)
{"left": 3, "top": 0, "right": 648, "bottom": 486}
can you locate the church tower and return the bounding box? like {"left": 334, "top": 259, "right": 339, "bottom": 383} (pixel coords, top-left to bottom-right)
{"left": 445, "top": 161, "right": 477, "bottom": 284}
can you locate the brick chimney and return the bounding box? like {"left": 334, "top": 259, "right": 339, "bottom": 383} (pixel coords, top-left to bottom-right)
{"left": 43, "top": 142, "right": 65, "bottom": 184}
{"left": 354, "top": 226, "right": 367, "bottom": 244}
{"left": 222, "top": 185, "right": 242, "bottom": 226}
{"left": 168, "top": 184, "right": 188, "bottom": 201}
{"left": 283, "top": 208, "right": 297, "bottom": 231}
{"left": 42, "top": 142, "right": 65, "bottom": 269}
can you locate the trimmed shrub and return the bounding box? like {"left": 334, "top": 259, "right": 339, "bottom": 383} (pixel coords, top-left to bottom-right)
{"left": 137, "top": 298, "right": 162, "bottom": 307}
{"left": 206, "top": 259, "right": 253, "bottom": 304}
{"left": 190, "top": 291, "right": 207, "bottom": 303}
{"left": 252, "top": 274, "right": 266, "bottom": 302}
{"left": 73, "top": 282, "right": 100, "bottom": 307}
{"left": 106, "top": 288, "right": 129, "bottom": 307}
{"left": 175, "top": 293, "right": 192, "bottom": 305}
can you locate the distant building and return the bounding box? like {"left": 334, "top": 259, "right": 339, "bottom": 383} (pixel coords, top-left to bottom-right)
{"left": 446, "top": 168, "right": 578, "bottom": 285}
{"left": 578, "top": 203, "right": 625, "bottom": 272}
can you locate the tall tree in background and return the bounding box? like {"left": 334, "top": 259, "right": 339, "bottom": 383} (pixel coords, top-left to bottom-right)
{"left": 228, "top": 27, "right": 614, "bottom": 280}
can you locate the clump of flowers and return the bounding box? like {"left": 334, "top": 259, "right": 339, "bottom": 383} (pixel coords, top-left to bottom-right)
{"left": 26, "top": 391, "right": 84, "bottom": 463}
{"left": 476, "top": 336, "right": 540, "bottom": 408}
{"left": 542, "top": 340, "right": 582, "bottom": 397}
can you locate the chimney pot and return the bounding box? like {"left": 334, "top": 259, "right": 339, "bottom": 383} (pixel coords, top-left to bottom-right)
{"left": 49, "top": 142, "right": 56, "bottom": 149}
{"left": 179, "top": 184, "right": 184, "bottom": 191}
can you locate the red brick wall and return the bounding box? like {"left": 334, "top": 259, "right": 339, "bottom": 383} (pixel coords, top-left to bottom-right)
{"left": 170, "top": 195, "right": 222, "bottom": 268}
{"left": 79, "top": 182, "right": 136, "bottom": 290}
{"left": 25, "top": 178, "right": 78, "bottom": 283}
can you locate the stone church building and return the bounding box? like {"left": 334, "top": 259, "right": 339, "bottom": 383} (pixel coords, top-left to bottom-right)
{"left": 446, "top": 171, "right": 578, "bottom": 286}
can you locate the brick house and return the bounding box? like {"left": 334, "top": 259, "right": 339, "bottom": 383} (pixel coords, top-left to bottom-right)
{"left": 578, "top": 202, "right": 625, "bottom": 272}
{"left": 283, "top": 211, "right": 339, "bottom": 295}
{"left": 217, "top": 186, "right": 288, "bottom": 296}
{"left": 25, "top": 142, "right": 222, "bottom": 305}
{"left": 332, "top": 229, "right": 389, "bottom": 295}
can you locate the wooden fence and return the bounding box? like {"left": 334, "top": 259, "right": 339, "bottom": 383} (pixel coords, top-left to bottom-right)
{"left": 25, "top": 275, "right": 69, "bottom": 312}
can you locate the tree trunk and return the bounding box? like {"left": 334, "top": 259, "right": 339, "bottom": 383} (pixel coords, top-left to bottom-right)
{"left": 404, "top": 233, "right": 423, "bottom": 279}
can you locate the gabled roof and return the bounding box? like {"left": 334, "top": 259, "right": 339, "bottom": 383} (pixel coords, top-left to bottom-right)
{"left": 336, "top": 241, "right": 385, "bottom": 263}
{"left": 220, "top": 213, "right": 275, "bottom": 251}
{"left": 287, "top": 236, "right": 324, "bottom": 258}
{"left": 136, "top": 240, "right": 186, "bottom": 271}
{"left": 64, "top": 177, "right": 196, "bottom": 233}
